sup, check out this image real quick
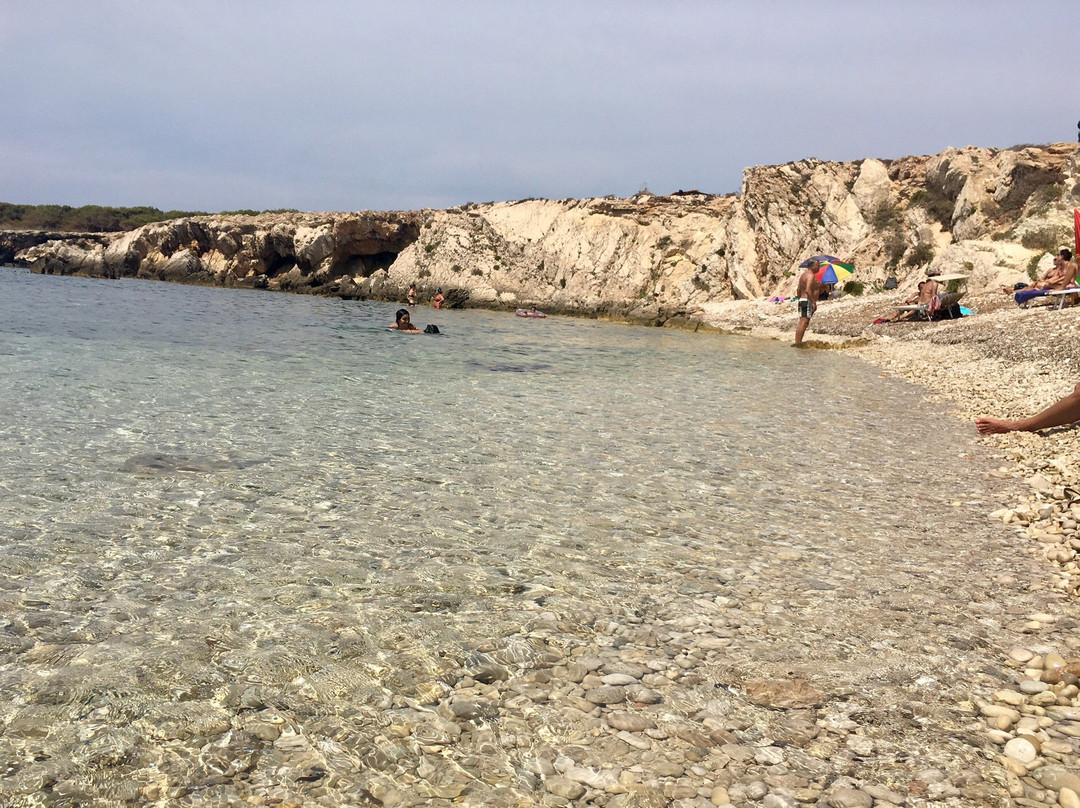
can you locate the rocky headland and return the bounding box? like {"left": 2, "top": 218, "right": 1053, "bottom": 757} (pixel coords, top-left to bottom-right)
{"left": 10, "top": 142, "right": 1078, "bottom": 324}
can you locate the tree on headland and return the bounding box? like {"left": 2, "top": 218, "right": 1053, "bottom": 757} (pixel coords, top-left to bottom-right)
{"left": 0, "top": 203, "right": 300, "bottom": 232}
{"left": 0, "top": 203, "right": 209, "bottom": 232}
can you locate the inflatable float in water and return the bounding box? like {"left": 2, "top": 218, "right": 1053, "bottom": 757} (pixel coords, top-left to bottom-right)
{"left": 515, "top": 308, "right": 547, "bottom": 318}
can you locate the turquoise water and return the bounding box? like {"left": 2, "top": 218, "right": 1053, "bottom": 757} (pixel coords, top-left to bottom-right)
{"left": 0, "top": 267, "right": 1011, "bottom": 801}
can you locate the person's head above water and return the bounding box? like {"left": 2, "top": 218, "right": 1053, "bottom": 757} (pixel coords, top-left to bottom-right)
{"left": 395, "top": 308, "right": 411, "bottom": 325}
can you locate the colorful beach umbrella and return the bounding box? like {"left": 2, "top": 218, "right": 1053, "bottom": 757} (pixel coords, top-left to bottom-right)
{"left": 798, "top": 254, "right": 839, "bottom": 268}
{"left": 1074, "top": 208, "right": 1079, "bottom": 260}
{"left": 815, "top": 260, "right": 854, "bottom": 285}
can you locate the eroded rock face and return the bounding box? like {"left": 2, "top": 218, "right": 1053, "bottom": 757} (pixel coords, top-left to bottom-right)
{"left": 13, "top": 143, "right": 1079, "bottom": 321}
{"left": 1, "top": 231, "right": 110, "bottom": 268}
{"left": 17, "top": 212, "right": 422, "bottom": 297}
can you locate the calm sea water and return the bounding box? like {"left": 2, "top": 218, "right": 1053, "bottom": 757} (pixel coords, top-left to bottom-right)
{"left": 0, "top": 267, "right": 1015, "bottom": 800}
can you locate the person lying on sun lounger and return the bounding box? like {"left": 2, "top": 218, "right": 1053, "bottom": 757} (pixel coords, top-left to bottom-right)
{"left": 893, "top": 277, "right": 940, "bottom": 320}
{"left": 1009, "top": 249, "right": 1077, "bottom": 305}
{"left": 975, "top": 382, "right": 1080, "bottom": 434}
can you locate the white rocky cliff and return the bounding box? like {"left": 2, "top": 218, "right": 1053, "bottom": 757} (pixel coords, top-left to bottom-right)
{"left": 14, "top": 143, "right": 1079, "bottom": 325}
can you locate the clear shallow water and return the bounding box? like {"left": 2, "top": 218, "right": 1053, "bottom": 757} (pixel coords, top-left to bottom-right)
{"left": 0, "top": 268, "right": 1020, "bottom": 801}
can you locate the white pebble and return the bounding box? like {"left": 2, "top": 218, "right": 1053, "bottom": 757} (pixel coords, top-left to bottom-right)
{"left": 1004, "top": 737, "right": 1039, "bottom": 765}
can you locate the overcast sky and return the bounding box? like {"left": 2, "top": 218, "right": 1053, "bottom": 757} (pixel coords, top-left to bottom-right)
{"left": 2, "top": 1, "right": 1077, "bottom": 213}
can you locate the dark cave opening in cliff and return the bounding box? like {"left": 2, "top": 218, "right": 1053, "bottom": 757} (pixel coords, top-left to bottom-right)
{"left": 337, "top": 251, "right": 399, "bottom": 279}
{"left": 264, "top": 253, "right": 297, "bottom": 277}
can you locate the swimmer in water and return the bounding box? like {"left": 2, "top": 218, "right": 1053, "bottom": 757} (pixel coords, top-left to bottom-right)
{"left": 390, "top": 308, "right": 420, "bottom": 331}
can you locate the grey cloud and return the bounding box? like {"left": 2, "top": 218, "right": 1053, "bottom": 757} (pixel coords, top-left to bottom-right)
{"left": 1, "top": 0, "right": 1076, "bottom": 211}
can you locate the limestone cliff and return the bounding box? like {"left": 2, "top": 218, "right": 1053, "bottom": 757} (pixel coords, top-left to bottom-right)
{"left": 12, "top": 142, "right": 1079, "bottom": 323}
{"left": 15, "top": 212, "right": 421, "bottom": 297}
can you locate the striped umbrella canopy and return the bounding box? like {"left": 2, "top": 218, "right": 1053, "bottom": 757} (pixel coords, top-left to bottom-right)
{"left": 798, "top": 254, "right": 839, "bottom": 268}
{"left": 1074, "top": 208, "right": 1079, "bottom": 260}
{"left": 814, "top": 260, "right": 854, "bottom": 285}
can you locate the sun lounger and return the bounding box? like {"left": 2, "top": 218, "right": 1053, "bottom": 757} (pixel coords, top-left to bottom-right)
{"left": 1043, "top": 287, "right": 1080, "bottom": 310}
{"left": 891, "top": 291, "right": 966, "bottom": 321}
{"left": 937, "top": 290, "right": 966, "bottom": 315}
{"left": 1017, "top": 287, "right": 1080, "bottom": 308}
{"left": 891, "top": 303, "right": 930, "bottom": 320}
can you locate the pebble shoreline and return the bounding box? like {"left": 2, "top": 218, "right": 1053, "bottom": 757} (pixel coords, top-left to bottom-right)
{"left": 721, "top": 290, "right": 1080, "bottom": 808}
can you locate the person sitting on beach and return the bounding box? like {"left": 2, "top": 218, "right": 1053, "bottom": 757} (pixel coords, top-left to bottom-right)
{"left": 1012, "top": 253, "right": 1066, "bottom": 292}
{"left": 1009, "top": 250, "right": 1077, "bottom": 305}
{"left": 390, "top": 308, "right": 420, "bottom": 331}
{"left": 976, "top": 382, "right": 1080, "bottom": 434}
{"left": 893, "top": 276, "right": 941, "bottom": 321}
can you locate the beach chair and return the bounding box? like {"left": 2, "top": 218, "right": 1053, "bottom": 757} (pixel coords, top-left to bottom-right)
{"left": 891, "top": 302, "right": 930, "bottom": 320}
{"left": 935, "top": 290, "right": 966, "bottom": 317}
{"left": 1042, "top": 287, "right": 1080, "bottom": 310}
{"left": 927, "top": 274, "right": 968, "bottom": 319}
{"left": 890, "top": 274, "right": 967, "bottom": 321}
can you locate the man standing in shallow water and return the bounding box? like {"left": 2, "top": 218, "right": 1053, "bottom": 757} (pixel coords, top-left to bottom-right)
{"left": 794, "top": 260, "right": 820, "bottom": 346}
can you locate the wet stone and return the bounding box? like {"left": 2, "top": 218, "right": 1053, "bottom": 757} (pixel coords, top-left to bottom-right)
{"left": 763, "top": 794, "right": 800, "bottom": 808}
{"left": 607, "top": 711, "right": 656, "bottom": 732}
{"left": 544, "top": 775, "right": 586, "bottom": 799}
{"left": 601, "top": 673, "right": 638, "bottom": 686}
{"left": 823, "top": 786, "right": 873, "bottom": 808}
{"left": 744, "top": 679, "right": 823, "bottom": 709}
{"left": 623, "top": 786, "right": 668, "bottom": 807}
{"left": 585, "top": 685, "right": 627, "bottom": 705}
{"left": 652, "top": 759, "right": 684, "bottom": 777}
{"left": 470, "top": 663, "right": 509, "bottom": 684}
{"left": 754, "top": 746, "right": 785, "bottom": 765}
{"left": 626, "top": 685, "right": 663, "bottom": 705}
{"left": 603, "top": 662, "right": 649, "bottom": 679}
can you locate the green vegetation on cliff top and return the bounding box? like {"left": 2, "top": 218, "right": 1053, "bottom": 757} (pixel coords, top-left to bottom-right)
{"left": 0, "top": 203, "right": 299, "bottom": 232}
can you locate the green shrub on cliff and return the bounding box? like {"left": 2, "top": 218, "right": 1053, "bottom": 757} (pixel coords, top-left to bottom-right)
{"left": 883, "top": 232, "right": 907, "bottom": 269}
{"left": 904, "top": 243, "right": 935, "bottom": 267}
{"left": 0, "top": 203, "right": 300, "bottom": 232}
{"left": 910, "top": 187, "right": 955, "bottom": 228}
{"left": 871, "top": 201, "right": 902, "bottom": 230}
{"left": 1027, "top": 183, "right": 1064, "bottom": 211}
{"left": 1020, "top": 227, "right": 1065, "bottom": 252}
{"left": 1028, "top": 253, "right": 1045, "bottom": 280}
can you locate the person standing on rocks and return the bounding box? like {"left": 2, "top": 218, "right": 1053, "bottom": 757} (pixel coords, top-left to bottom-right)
{"left": 976, "top": 382, "right": 1080, "bottom": 434}
{"left": 794, "top": 260, "right": 820, "bottom": 346}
